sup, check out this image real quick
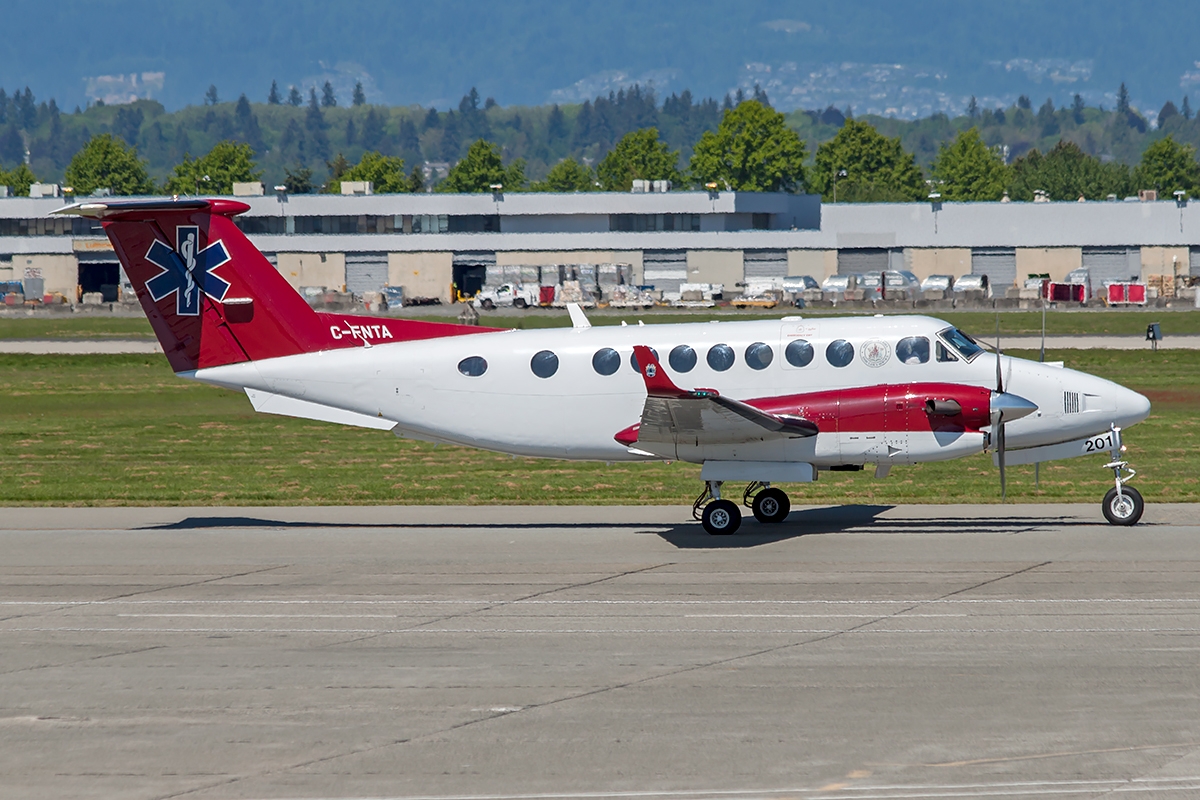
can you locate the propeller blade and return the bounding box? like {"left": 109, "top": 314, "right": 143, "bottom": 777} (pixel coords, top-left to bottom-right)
{"left": 995, "top": 315, "right": 1004, "bottom": 394}
{"left": 997, "top": 420, "right": 1007, "bottom": 502}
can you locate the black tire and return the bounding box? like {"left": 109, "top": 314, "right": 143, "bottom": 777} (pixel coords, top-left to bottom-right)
{"left": 701, "top": 499, "right": 742, "bottom": 535}
{"left": 514, "top": 298, "right": 528, "bottom": 309}
{"left": 1102, "top": 486, "right": 1144, "bottom": 526}
{"left": 481, "top": 299, "right": 496, "bottom": 310}
{"left": 751, "top": 487, "right": 791, "bottom": 524}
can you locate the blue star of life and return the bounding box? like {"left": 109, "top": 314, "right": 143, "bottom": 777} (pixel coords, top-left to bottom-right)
{"left": 144, "top": 225, "right": 232, "bottom": 316}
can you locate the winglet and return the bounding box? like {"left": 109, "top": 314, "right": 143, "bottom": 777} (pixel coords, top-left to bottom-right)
{"left": 632, "top": 345, "right": 693, "bottom": 398}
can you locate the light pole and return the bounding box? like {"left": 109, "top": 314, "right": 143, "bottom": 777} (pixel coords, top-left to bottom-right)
{"left": 833, "top": 169, "right": 847, "bottom": 203}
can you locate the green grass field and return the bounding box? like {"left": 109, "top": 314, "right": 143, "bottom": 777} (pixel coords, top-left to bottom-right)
{"left": 1, "top": 349, "right": 1196, "bottom": 507}
{"left": 2, "top": 308, "right": 1200, "bottom": 339}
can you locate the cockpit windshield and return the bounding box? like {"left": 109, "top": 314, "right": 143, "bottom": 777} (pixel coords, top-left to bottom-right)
{"left": 938, "top": 327, "right": 986, "bottom": 361}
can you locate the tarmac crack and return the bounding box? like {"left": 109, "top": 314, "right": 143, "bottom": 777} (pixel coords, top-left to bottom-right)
{"left": 0, "top": 644, "right": 165, "bottom": 677}
{"left": 322, "top": 561, "right": 676, "bottom": 648}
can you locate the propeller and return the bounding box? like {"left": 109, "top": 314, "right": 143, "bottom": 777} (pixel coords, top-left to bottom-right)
{"left": 995, "top": 317, "right": 1006, "bottom": 502}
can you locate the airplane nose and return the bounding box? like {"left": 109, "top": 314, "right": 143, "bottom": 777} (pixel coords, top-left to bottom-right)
{"left": 1115, "top": 386, "right": 1152, "bottom": 427}
{"left": 990, "top": 391, "right": 1038, "bottom": 422}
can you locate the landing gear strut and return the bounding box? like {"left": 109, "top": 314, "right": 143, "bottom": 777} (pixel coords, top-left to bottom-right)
{"left": 743, "top": 481, "right": 791, "bottom": 524}
{"left": 694, "top": 481, "right": 741, "bottom": 535}
{"left": 1101, "top": 424, "right": 1143, "bottom": 526}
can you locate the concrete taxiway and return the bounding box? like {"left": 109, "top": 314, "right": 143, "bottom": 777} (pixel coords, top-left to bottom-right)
{"left": 3, "top": 503, "right": 1200, "bottom": 800}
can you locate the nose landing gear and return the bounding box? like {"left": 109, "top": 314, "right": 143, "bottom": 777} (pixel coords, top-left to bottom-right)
{"left": 1101, "top": 424, "right": 1144, "bottom": 526}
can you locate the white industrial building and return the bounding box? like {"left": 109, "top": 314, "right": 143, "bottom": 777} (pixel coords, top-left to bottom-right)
{"left": 1, "top": 189, "right": 1198, "bottom": 303}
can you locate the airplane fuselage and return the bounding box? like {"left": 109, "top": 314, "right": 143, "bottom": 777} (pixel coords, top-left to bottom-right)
{"left": 189, "top": 314, "right": 1150, "bottom": 467}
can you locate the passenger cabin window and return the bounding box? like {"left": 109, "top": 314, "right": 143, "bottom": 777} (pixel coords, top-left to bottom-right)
{"left": 826, "top": 339, "right": 854, "bottom": 368}
{"left": 745, "top": 342, "right": 773, "bottom": 370}
{"left": 530, "top": 350, "right": 559, "bottom": 378}
{"left": 630, "top": 347, "right": 659, "bottom": 372}
{"left": 785, "top": 339, "right": 814, "bottom": 367}
{"left": 669, "top": 345, "right": 697, "bottom": 373}
{"left": 897, "top": 336, "right": 930, "bottom": 364}
{"left": 592, "top": 348, "right": 620, "bottom": 375}
{"left": 936, "top": 342, "right": 958, "bottom": 362}
{"left": 457, "top": 356, "right": 488, "bottom": 377}
{"left": 707, "top": 343, "right": 735, "bottom": 371}
{"left": 938, "top": 327, "right": 985, "bottom": 361}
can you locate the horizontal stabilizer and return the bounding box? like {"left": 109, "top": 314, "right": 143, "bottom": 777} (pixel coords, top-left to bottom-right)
{"left": 245, "top": 388, "right": 398, "bottom": 430}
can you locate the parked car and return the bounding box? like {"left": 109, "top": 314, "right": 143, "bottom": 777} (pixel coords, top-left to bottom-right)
{"left": 921, "top": 274, "right": 954, "bottom": 292}
{"left": 953, "top": 274, "right": 991, "bottom": 297}
{"left": 472, "top": 282, "right": 541, "bottom": 310}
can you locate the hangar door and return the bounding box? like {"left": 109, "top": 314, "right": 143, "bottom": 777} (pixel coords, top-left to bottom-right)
{"left": 837, "top": 248, "right": 889, "bottom": 275}
{"left": 971, "top": 248, "right": 1017, "bottom": 289}
{"left": 1082, "top": 247, "right": 1139, "bottom": 287}
{"left": 345, "top": 252, "right": 389, "bottom": 295}
{"left": 743, "top": 249, "right": 788, "bottom": 280}
{"left": 77, "top": 252, "right": 122, "bottom": 302}
{"left": 452, "top": 251, "right": 495, "bottom": 297}
{"left": 643, "top": 250, "right": 687, "bottom": 294}
{"left": 1189, "top": 246, "right": 1200, "bottom": 276}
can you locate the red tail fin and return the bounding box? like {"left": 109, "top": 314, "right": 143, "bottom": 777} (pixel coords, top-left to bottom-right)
{"left": 55, "top": 199, "right": 492, "bottom": 372}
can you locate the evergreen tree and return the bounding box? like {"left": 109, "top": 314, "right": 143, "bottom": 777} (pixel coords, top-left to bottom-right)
{"left": 233, "top": 94, "right": 264, "bottom": 152}
{"left": 360, "top": 108, "right": 385, "bottom": 150}
{"left": 811, "top": 119, "right": 926, "bottom": 201}
{"left": 1037, "top": 98, "right": 1059, "bottom": 137}
{"left": 407, "top": 165, "right": 425, "bottom": 193}
{"left": 397, "top": 117, "right": 421, "bottom": 157}
{"left": 440, "top": 111, "right": 461, "bottom": 160}
{"left": 1117, "top": 83, "right": 1131, "bottom": 115}
{"left": 0, "top": 89, "right": 7, "bottom": 125}
{"left": 268, "top": 80, "right": 281, "bottom": 105}
{"left": 546, "top": 104, "right": 567, "bottom": 141}
{"left": 1072, "top": 94, "right": 1086, "bottom": 124}
{"left": 689, "top": 100, "right": 806, "bottom": 192}
{"left": 352, "top": 81, "right": 366, "bottom": 107}
{"left": 165, "top": 140, "right": 262, "bottom": 195}
{"left": 205, "top": 85, "right": 219, "bottom": 106}
{"left": 345, "top": 118, "right": 356, "bottom": 146}
{"left": 64, "top": 133, "right": 154, "bottom": 195}
{"left": 112, "top": 106, "right": 144, "bottom": 146}
{"left": 18, "top": 88, "right": 35, "bottom": 129}
{"left": 283, "top": 163, "right": 313, "bottom": 193}
{"left": 930, "top": 127, "right": 1009, "bottom": 200}
{"left": 322, "top": 81, "right": 337, "bottom": 108}
{"left": 439, "top": 139, "right": 525, "bottom": 192}
{"left": 287, "top": 86, "right": 302, "bottom": 107}
{"left": 751, "top": 84, "right": 771, "bottom": 107}
{"left": 571, "top": 101, "right": 595, "bottom": 152}
{"left": 967, "top": 96, "right": 979, "bottom": 119}
{"left": 1017, "top": 95, "right": 1032, "bottom": 110}
{"left": 1159, "top": 101, "right": 1180, "bottom": 127}
{"left": 1184, "top": 96, "right": 1193, "bottom": 120}
{"left": 596, "top": 127, "right": 682, "bottom": 191}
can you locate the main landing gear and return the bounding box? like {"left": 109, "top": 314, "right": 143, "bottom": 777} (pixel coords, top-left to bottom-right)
{"left": 1101, "top": 424, "right": 1143, "bottom": 526}
{"left": 694, "top": 481, "right": 792, "bottom": 535}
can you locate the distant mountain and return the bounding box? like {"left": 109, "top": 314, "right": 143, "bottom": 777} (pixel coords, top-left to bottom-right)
{"left": 3, "top": 0, "right": 1200, "bottom": 118}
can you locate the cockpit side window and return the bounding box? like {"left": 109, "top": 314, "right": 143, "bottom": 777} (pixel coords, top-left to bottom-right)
{"left": 937, "top": 327, "right": 984, "bottom": 361}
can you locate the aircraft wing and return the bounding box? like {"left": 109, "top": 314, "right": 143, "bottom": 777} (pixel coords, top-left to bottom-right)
{"left": 621, "top": 345, "right": 818, "bottom": 449}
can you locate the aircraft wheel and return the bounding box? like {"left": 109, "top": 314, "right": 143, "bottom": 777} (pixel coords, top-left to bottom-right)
{"left": 751, "top": 487, "right": 790, "bottom": 524}
{"left": 1102, "top": 486, "right": 1144, "bottom": 526}
{"left": 481, "top": 299, "right": 496, "bottom": 310}
{"left": 514, "top": 298, "right": 528, "bottom": 309}
{"left": 701, "top": 499, "right": 741, "bottom": 535}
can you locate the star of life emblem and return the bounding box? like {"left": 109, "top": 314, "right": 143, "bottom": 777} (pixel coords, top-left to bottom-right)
{"left": 144, "top": 225, "right": 232, "bottom": 316}
{"left": 860, "top": 339, "right": 892, "bottom": 368}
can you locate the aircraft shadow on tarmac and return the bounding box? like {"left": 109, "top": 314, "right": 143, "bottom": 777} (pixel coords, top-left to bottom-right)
{"left": 141, "top": 505, "right": 1096, "bottom": 549}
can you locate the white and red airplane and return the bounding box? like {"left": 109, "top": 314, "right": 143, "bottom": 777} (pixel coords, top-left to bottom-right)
{"left": 56, "top": 198, "right": 1152, "bottom": 533}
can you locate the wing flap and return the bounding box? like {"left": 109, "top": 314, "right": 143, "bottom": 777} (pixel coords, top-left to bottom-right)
{"left": 626, "top": 345, "right": 818, "bottom": 450}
